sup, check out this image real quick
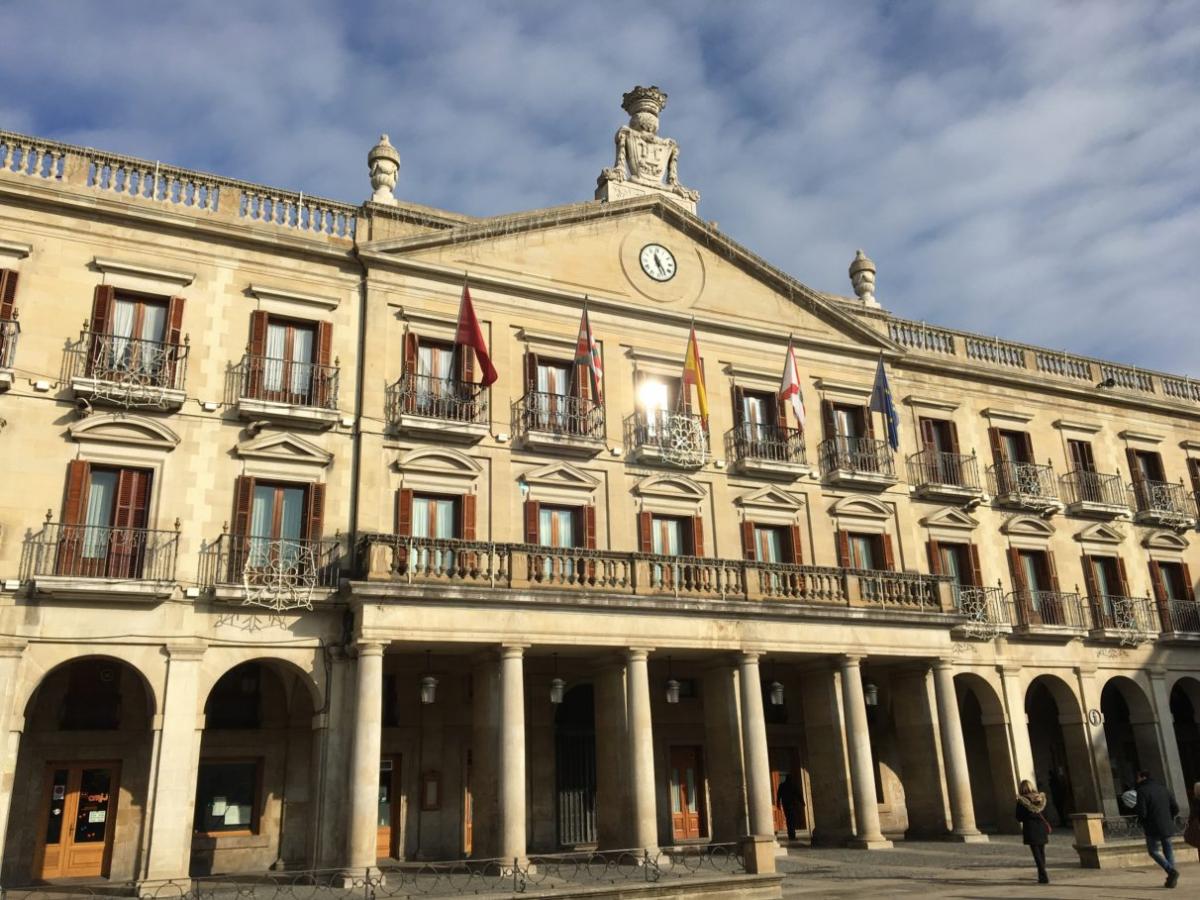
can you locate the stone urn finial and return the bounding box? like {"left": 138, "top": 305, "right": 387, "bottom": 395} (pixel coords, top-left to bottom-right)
{"left": 849, "top": 249, "right": 878, "bottom": 307}
{"left": 368, "top": 134, "right": 400, "bottom": 205}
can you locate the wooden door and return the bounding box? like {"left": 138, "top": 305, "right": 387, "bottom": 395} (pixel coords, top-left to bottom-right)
{"left": 462, "top": 750, "right": 473, "bottom": 857}
{"left": 376, "top": 756, "right": 400, "bottom": 860}
{"left": 669, "top": 746, "right": 707, "bottom": 841}
{"left": 33, "top": 763, "right": 120, "bottom": 881}
{"left": 768, "top": 747, "right": 804, "bottom": 834}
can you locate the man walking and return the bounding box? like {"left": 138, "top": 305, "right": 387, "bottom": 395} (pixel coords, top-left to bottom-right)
{"left": 1135, "top": 769, "right": 1180, "bottom": 889}
{"left": 776, "top": 773, "right": 804, "bottom": 842}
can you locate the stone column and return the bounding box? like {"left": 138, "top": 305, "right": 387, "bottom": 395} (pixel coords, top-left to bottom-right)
{"left": 142, "top": 642, "right": 206, "bottom": 882}
{"left": 891, "top": 667, "right": 947, "bottom": 836}
{"left": 346, "top": 642, "right": 385, "bottom": 871}
{"left": 701, "top": 663, "right": 746, "bottom": 842}
{"left": 626, "top": 648, "right": 658, "bottom": 853}
{"left": 594, "top": 661, "right": 629, "bottom": 849}
{"left": 1072, "top": 666, "right": 1111, "bottom": 816}
{"left": 738, "top": 653, "right": 777, "bottom": 874}
{"left": 840, "top": 656, "right": 890, "bottom": 849}
{"left": 0, "top": 640, "right": 27, "bottom": 872}
{"left": 1147, "top": 669, "right": 1190, "bottom": 812}
{"left": 998, "top": 665, "right": 1036, "bottom": 784}
{"left": 933, "top": 661, "right": 985, "bottom": 841}
{"left": 799, "top": 665, "right": 853, "bottom": 845}
{"left": 497, "top": 645, "right": 528, "bottom": 864}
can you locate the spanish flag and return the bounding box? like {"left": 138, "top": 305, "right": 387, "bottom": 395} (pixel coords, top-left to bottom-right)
{"left": 682, "top": 323, "right": 709, "bottom": 428}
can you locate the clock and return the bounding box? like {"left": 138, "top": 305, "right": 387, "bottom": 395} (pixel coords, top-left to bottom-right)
{"left": 639, "top": 243, "right": 677, "bottom": 282}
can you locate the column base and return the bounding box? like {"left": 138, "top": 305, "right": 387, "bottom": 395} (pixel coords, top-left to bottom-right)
{"left": 847, "top": 836, "right": 894, "bottom": 850}
{"left": 740, "top": 835, "right": 778, "bottom": 874}
{"left": 946, "top": 831, "right": 989, "bottom": 843}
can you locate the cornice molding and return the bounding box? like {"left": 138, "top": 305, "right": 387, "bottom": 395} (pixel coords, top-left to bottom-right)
{"left": 1118, "top": 429, "right": 1164, "bottom": 444}
{"left": 93, "top": 255, "right": 195, "bottom": 287}
{"left": 249, "top": 282, "right": 339, "bottom": 310}
{"left": 1053, "top": 419, "right": 1101, "bottom": 434}
{"left": 981, "top": 407, "right": 1034, "bottom": 424}
{"left": 904, "top": 395, "right": 959, "bottom": 412}
{"left": 0, "top": 238, "right": 32, "bottom": 260}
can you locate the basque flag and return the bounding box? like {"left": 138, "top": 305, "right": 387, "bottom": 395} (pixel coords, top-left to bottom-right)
{"left": 869, "top": 354, "right": 900, "bottom": 450}
{"left": 573, "top": 301, "right": 603, "bottom": 405}
{"left": 453, "top": 282, "right": 498, "bottom": 387}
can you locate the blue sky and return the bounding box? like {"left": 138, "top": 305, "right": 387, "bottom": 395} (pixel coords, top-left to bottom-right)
{"left": 2, "top": 1, "right": 1197, "bottom": 374}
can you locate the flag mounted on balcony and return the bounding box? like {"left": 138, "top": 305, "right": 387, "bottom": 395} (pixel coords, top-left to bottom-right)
{"left": 869, "top": 354, "right": 900, "bottom": 450}
{"left": 778, "top": 337, "right": 805, "bottom": 429}
{"left": 682, "top": 322, "right": 709, "bottom": 428}
{"left": 453, "top": 282, "right": 498, "bottom": 387}
{"left": 573, "top": 301, "right": 603, "bottom": 405}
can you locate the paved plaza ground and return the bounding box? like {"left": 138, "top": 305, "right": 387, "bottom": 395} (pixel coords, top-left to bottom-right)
{"left": 778, "top": 835, "right": 1200, "bottom": 898}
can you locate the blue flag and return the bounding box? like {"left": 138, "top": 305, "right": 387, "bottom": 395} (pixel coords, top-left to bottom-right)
{"left": 869, "top": 356, "right": 900, "bottom": 451}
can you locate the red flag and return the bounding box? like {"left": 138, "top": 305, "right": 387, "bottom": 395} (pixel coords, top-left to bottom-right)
{"left": 453, "top": 283, "right": 498, "bottom": 387}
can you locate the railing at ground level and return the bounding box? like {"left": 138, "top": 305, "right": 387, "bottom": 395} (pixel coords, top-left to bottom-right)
{"left": 386, "top": 372, "right": 489, "bottom": 427}
{"left": 511, "top": 390, "right": 605, "bottom": 441}
{"left": 817, "top": 436, "right": 895, "bottom": 478}
{"left": 200, "top": 534, "right": 341, "bottom": 590}
{"left": 22, "top": 521, "right": 180, "bottom": 583}
{"left": 725, "top": 422, "right": 807, "bottom": 466}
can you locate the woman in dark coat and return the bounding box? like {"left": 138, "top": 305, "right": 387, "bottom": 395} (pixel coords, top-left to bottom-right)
{"left": 1015, "top": 779, "right": 1051, "bottom": 884}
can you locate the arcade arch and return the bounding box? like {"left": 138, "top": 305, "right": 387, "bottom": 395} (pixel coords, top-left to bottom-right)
{"left": 954, "top": 673, "right": 1017, "bottom": 832}
{"left": 1024, "top": 674, "right": 1098, "bottom": 826}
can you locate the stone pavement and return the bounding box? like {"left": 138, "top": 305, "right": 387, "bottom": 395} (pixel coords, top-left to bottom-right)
{"left": 777, "top": 834, "right": 1199, "bottom": 898}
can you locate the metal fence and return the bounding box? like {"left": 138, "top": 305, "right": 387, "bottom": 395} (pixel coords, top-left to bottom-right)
{"left": 200, "top": 534, "right": 342, "bottom": 589}
{"left": 234, "top": 353, "right": 339, "bottom": 409}
{"left": 23, "top": 522, "right": 179, "bottom": 582}
{"left": 1061, "top": 469, "right": 1126, "bottom": 508}
{"left": 1011, "top": 590, "right": 1087, "bottom": 629}
{"left": 1131, "top": 479, "right": 1196, "bottom": 521}
{"left": 386, "top": 373, "right": 488, "bottom": 426}
{"left": 906, "top": 449, "right": 979, "bottom": 490}
{"left": 725, "top": 423, "right": 806, "bottom": 466}
{"left": 988, "top": 461, "right": 1058, "bottom": 500}
{"left": 0, "top": 318, "right": 18, "bottom": 368}
{"left": 511, "top": 391, "right": 604, "bottom": 441}
{"left": 66, "top": 330, "right": 189, "bottom": 392}
{"left": 817, "top": 437, "right": 895, "bottom": 478}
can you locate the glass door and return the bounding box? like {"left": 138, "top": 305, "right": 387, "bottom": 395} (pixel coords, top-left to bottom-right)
{"left": 668, "top": 746, "right": 707, "bottom": 841}
{"left": 34, "top": 763, "right": 120, "bottom": 880}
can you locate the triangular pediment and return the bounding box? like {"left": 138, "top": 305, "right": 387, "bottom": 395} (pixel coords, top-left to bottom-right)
{"left": 362, "top": 196, "right": 897, "bottom": 355}
{"left": 1075, "top": 522, "right": 1126, "bottom": 545}
{"left": 1001, "top": 514, "right": 1056, "bottom": 538}
{"left": 1143, "top": 529, "right": 1190, "bottom": 552}
{"left": 829, "top": 496, "right": 891, "bottom": 520}
{"left": 237, "top": 432, "right": 332, "bottom": 467}
{"left": 69, "top": 414, "right": 180, "bottom": 451}
{"left": 395, "top": 446, "right": 482, "bottom": 478}
{"left": 521, "top": 461, "right": 599, "bottom": 490}
{"left": 735, "top": 486, "right": 803, "bottom": 512}
{"left": 920, "top": 507, "right": 979, "bottom": 531}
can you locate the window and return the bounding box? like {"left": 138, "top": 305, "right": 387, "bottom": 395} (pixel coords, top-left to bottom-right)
{"left": 936, "top": 543, "right": 975, "bottom": 586}
{"left": 538, "top": 506, "right": 578, "bottom": 548}
{"left": 637, "top": 374, "right": 682, "bottom": 436}
{"left": 193, "top": 760, "right": 260, "bottom": 834}
{"left": 87, "top": 287, "right": 184, "bottom": 383}
{"left": 1155, "top": 561, "right": 1194, "bottom": 603}
{"left": 248, "top": 482, "right": 307, "bottom": 566}
{"left": 652, "top": 516, "right": 686, "bottom": 556}
{"left": 838, "top": 531, "right": 893, "bottom": 571}
{"left": 1067, "top": 439, "right": 1096, "bottom": 473}
{"left": 1129, "top": 450, "right": 1166, "bottom": 484}
{"left": 828, "top": 403, "right": 868, "bottom": 440}
{"left": 754, "top": 525, "right": 785, "bottom": 564}
{"left": 246, "top": 311, "right": 331, "bottom": 406}
{"left": 742, "top": 522, "right": 802, "bottom": 565}
{"left": 413, "top": 494, "right": 459, "bottom": 540}
{"left": 58, "top": 461, "right": 152, "bottom": 579}
{"left": 529, "top": 356, "right": 573, "bottom": 430}
{"left": 917, "top": 418, "right": 965, "bottom": 484}
{"left": 990, "top": 428, "right": 1038, "bottom": 495}
{"left": 264, "top": 319, "right": 315, "bottom": 397}
{"left": 1088, "top": 556, "right": 1124, "bottom": 598}
{"left": 918, "top": 418, "right": 958, "bottom": 454}
{"left": 997, "top": 430, "right": 1033, "bottom": 463}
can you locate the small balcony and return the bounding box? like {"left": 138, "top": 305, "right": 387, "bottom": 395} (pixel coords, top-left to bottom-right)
{"left": 724, "top": 423, "right": 809, "bottom": 479}
{"left": 511, "top": 391, "right": 605, "bottom": 455}
{"left": 1087, "top": 595, "right": 1159, "bottom": 643}
{"left": 623, "top": 411, "right": 710, "bottom": 468}
{"left": 906, "top": 449, "right": 983, "bottom": 502}
{"left": 987, "top": 461, "right": 1061, "bottom": 513}
{"left": 817, "top": 437, "right": 896, "bottom": 490}
{"left": 0, "top": 318, "right": 18, "bottom": 390}
{"left": 1010, "top": 589, "right": 1088, "bottom": 638}
{"left": 201, "top": 533, "right": 341, "bottom": 603}
{"left": 385, "top": 372, "right": 489, "bottom": 443}
{"left": 1130, "top": 479, "right": 1197, "bottom": 529}
{"left": 952, "top": 585, "right": 1014, "bottom": 637}
{"left": 232, "top": 353, "right": 340, "bottom": 429}
{"left": 1061, "top": 470, "right": 1130, "bottom": 519}
{"left": 67, "top": 330, "right": 189, "bottom": 410}
{"left": 1160, "top": 599, "right": 1200, "bottom": 640}
{"left": 24, "top": 519, "right": 180, "bottom": 602}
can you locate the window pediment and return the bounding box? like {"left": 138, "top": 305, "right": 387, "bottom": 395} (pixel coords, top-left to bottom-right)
{"left": 395, "top": 446, "right": 482, "bottom": 478}
{"left": 736, "top": 486, "right": 803, "bottom": 512}
{"left": 633, "top": 473, "right": 706, "bottom": 514}
{"left": 919, "top": 507, "right": 979, "bottom": 531}
{"left": 1143, "top": 529, "right": 1189, "bottom": 552}
{"left": 829, "top": 496, "right": 890, "bottom": 520}
{"left": 1000, "top": 514, "right": 1056, "bottom": 538}
{"left": 1074, "top": 522, "right": 1125, "bottom": 546}
{"left": 69, "top": 414, "right": 180, "bottom": 451}
{"left": 236, "top": 432, "right": 332, "bottom": 467}
{"left": 520, "top": 462, "right": 599, "bottom": 505}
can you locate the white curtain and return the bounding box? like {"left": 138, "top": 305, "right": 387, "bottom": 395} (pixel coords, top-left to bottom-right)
{"left": 264, "top": 323, "right": 287, "bottom": 391}
{"left": 82, "top": 471, "right": 117, "bottom": 558}
{"left": 110, "top": 300, "right": 136, "bottom": 369}
{"left": 290, "top": 328, "right": 314, "bottom": 395}
{"left": 433, "top": 498, "right": 454, "bottom": 539}
{"left": 248, "top": 486, "right": 273, "bottom": 565}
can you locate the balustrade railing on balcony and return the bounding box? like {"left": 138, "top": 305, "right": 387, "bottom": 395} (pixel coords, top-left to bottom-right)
{"left": 1088, "top": 595, "right": 1158, "bottom": 634}
{"left": 1061, "top": 469, "right": 1127, "bottom": 508}
{"left": 749, "top": 563, "right": 847, "bottom": 603}
{"left": 511, "top": 391, "right": 605, "bottom": 440}
{"left": 623, "top": 410, "right": 709, "bottom": 463}
{"left": 1131, "top": 479, "right": 1196, "bottom": 521}
{"left": 385, "top": 372, "right": 487, "bottom": 426}
{"left": 201, "top": 534, "right": 341, "bottom": 589}
{"left": 67, "top": 330, "right": 189, "bottom": 391}
{"left": 1011, "top": 590, "right": 1087, "bottom": 629}
{"left": 25, "top": 521, "right": 179, "bottom": 582}
{"left": 724, "top": 423, "right": 806, "bottom": 466}
{"left": 988, "top": 461, "right": 1058, "bottom": 500}
{"left": 234, "top": 353, "right": 339, "bottom": 409}
{"left": 907, "top": 449, "right": 980, "bottom": 490}
{"left": 1164, "top": 599, "right": 1200, "bottom": 634}
{"left": 818, "top": 436, "right": 895, "bottom": 478}
{"left": 857, "top": 569, "right": 943, "bottom": 609}
{"left": 0, "top": 318, "right": 18, "bottom": 368}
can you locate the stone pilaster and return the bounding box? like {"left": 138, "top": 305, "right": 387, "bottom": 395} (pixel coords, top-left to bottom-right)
{"left": 0, "top": 640, "right": 26, "bottom": 874}
{"left": 1147, "top": 668, "right": 1190, "bottom": 812}
{"left": 998, "top": 665, "right": 1037, "bottom": 784}
{"left": 625, "top": 648, "right": 658, "bottom": 852}
{"left": 840, "top": 656, "right": 891, "bottom": 849}
{"left": 933, "top": 661, "right": 986, "bottom": 841}
{"left": 701, "top": 663, "right": 746, "bottom": 842}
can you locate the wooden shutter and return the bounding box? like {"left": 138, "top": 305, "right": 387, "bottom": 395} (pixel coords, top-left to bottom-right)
{"left": 524, "top": 351, "right": 539, "bottom": 393}
{"left": 461, "top": 494, "right": 477, "bottom": 541}
{"left": 395, "top": 488, "right": 413, "bottom": 536}
{"left": 248, "top": 311, "right": 269, "bottom": 356}
{"left": 1045, "top": 551, "right": 1061, "bottom": 592}
{"left": 862, "top": 405, "right": 876, "bottom": 438}
{"left": 732, "top": 386, "right": 746, "bottom": 427}
{"left": 638, "top": 511, "right": 653, "bottom": 554}
{"left": 690, "top": 516, "right": 704, "bottom": 557}
{"left": 1184, "top": 563, "right": 1196, "bottom": 603}
{"left": 314, "top": 321, "right": 333, "bottom": 406}
{"left": 1115, "top": 556, "right": 1130, "bottom": 597}
{"left": 403, "top": 332, "right": 418, "bottom": 374}
{"left": 583, "top": 505, "right": 597, "bottom": 549}
{"left": 165, "top": 296, "right": 186, "bottom": 346}
{"left": 314, "top": 321, "right": 332, "bottom": 366}
{"left": 919, "top": 418, "right": 937, "bottom": 451}
{"left": 775, "top": 392, "right": 789, "bottom": 429}
{"left": 821, "top": 400, "right": 836, "bottom": 441}
{"left": 0, "top": 269, "right": 18, "bottom": 321}
{"left": 1019, "top": 432, "right": 1035, "bottom": 464}
{"left": 741, "top": 521, "right": 756, "bottom": 561}
{"left": 880, "top": 534, "right": 896, "bottom": 571}
{"left": 787, "top": 524, "right": 803, "bottom": 565}
{"left": 232, "top": 475, "right": 256, "bottom": 537}
{"left": 1148, "top": 561, "right": 1167, "bottom": 602}
{"left": 926, "top": 540, "right": 943, "bottom": 575}
{"left": 90, "top": 285, "right": 116, "bottom": 336}
{"left": 1080, "top": 554, "right": 1098, "bottom": 599}
{"left": 1188, "top": 459, "right": 1200, "bottom": 496}
{"left": 113, "top": 469, "right": 151, "bottom": 530}
{"left": 988, "top": 427, "right": 1005, "bottom": 465}
{"left": 460, "top": 343, "right": 476, "bottom": 385}
{"left": 1126, "top": 448, "right": 1141, "bottom": 485}
{"left": 1007, "top": 548, "right": 1027, "bottom": 591}
{"left": 61, "top": 460, "right": 92, "bottom": 525}
{"left": 946, "top": 421, "right": 961, "bottom": 454}
{"left": 967, "top": 544, "right": 984, "bottom": 588}
{"left": 836, "top": 529, "right": 850, "bottom": 568}
{"left": 305, "top": 483, "right": 326, "bottom": 541}
{"left": 524, "top": 500, "right": 541, "bottom": 544}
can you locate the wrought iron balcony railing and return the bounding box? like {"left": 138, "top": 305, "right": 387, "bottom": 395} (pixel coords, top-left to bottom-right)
{"left": 1088, "top": 595, "right": 1158, "bottom": 634}
{"left": 1164, "top": 599, "right": 1200, "bottom": 634}
{"left": 511, "top": 391, "right": 605, "bottom": 441}
{"left": 200, "top": 533, "right": 341, "bottom": 589}
{"left": 623, "top": 410, "right": 710, "bottom": 466}
{"left": 953, "top": 585, "right": 1013, "bottom": 628}
{"left": 1010, "top": 589, "right": 1087, "bottom": 629}
{"left": 906, "top": 449, "right": 981, "bottom": 491}
{"left": 1131, "top": 479, "right": 1196, "bottom": 522}
{"left": 724, "top": 423, "right": 807, "bottom": 466}
{"left": 67, "top": 329, "right": 189, "bottom": 392}
{"left": 988, "top": 461, "right": 1058, "bottom": 501}
{"left": 234, "top": 353, "right": 339, "bottom": 409}
{"left": 0, "top": 318, "right": 18, "bottom": 368}
{"left": 1061, "top": 469, "right": 1128, "bottom": 509}
{"left": 818, "top": 436, "right": 895, "bottom": 478}
{"left": 24, "top": 520, "right": 179, "bottom": 582}
{"left": 385, "top": 372, "right": 488, "bottom": 426}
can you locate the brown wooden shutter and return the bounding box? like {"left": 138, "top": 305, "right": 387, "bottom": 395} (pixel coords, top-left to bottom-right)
{"left": 732, "top": 386, "right": 746, "bottom": 426}
{"left": 61, "top": 460, "right": 91, "bottom": 525}
{"left": 524, "top": 351, "right": 539, "bottom": 393}
{"left": 0, "top": 269, "right": 18, "bottom": 321}
{"left": 524, "top": 500, "right": 540, "bottom": 544}
{"left": 787, "top": 524, "right": 803, "bottom": 565}
{"left": 638, "top": 511, "right": 653, "bottom": 554}
{"left": 113, "top": 468, "right": 151, "bottom": 530}
{"left": 821, "top": 400, "right": 836, "bottom": 441}
{"left": 1020, "top": 432, "right": 1035, "bottom": 463}
{"left": 862, "top": 405, "right": 876, "bottom": 438}
{"left": 583, "top": 505, "right": 597, "bottom": 549}
{"left": 314, "top": 321, "right": 333, "bottom": 366}
{"left": 1115, "top": 556, "right": 1130, "bottom": 597}
{"left": 880, "top": 534, "right": 896, "bottom": 571}
{"left": 1007, "top": 548, "right": 1027, "bottom": 591}
{"left": 988, "top": 427, "right": 1005, "bottom": 465}
{"left": 165, "top": 296, "right": 186, "bottom": 346}
{"left": 1045, "top": 551, "right": 1061, "bottom": 592}
{"left": 1183, "top": 563, "right": 1196, "bottom": 603}
{"left": 395, "top": 488, "right": 414, "bottom": 536}
{"left": 248, "top": 311, "right": 269, "bottom": 356}
{"left": 1148, "top": 561, "right": 1167, "bottom": 602}
{"left": 691, "top": 516, "right": 704, "bottom": 557}
{"left": 836, "top": 529, "right": 850, "bottom": 568}
{"left": 946, "top": 421, "right": 961, "bottom": 454}
{"left": 1188, "top": 459, "right": 1200, "bottom": 496}
{"left": 305, "top": 483, "right": 326, "bottom": 541}
{"left": 461, "top": 493, "right": 477, "bottom": 541}
{"left": 1080, "top": 554, "right": 1098, "bottom": 599}
{"left": 1125, "top": 448, "right": 1141, "bottom": 485}
{"left": 968, "top": 544, "right": 984, "bottom": 588}
{"left": 460, "top": 343, "right": 476, "bottom": 385}
{"left": 403, "top": 332, "right": 418, "bottom": 374}
{"left": 232, "top": 475, "right": 256, "bottom": 537}
{"left": 314, "top": 321, "right": 334, "bottom": 405}
{"left": 926, "top": 540, "right": 943, "bottom": 575}
{"left": 919, "top": 418, "right": 936, "bottom": 451}
{"left": 741, "top": 521, "right": 756, "bottom": 561}
{"left": 775, "top": 392, "right": 789, "bottom": 429}
{"left": 90, "top": 285, "right": 116, "bottom": 336}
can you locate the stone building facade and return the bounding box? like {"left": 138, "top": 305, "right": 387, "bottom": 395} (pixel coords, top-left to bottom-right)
{"left": 1, "top": 88, "right": 1199, "bottom": 886}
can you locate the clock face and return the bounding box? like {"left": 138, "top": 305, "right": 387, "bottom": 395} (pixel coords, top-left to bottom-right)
{"left": 639, "top": 243, "right": 677, "bottom": 282}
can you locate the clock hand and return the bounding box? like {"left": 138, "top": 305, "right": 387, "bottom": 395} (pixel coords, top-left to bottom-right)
{"left": 653, "top": 251, "right": 666, "bottom": 275}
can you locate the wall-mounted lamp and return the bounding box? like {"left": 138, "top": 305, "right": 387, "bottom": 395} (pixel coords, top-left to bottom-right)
{"left": 665, "top": 655, "right": 680, "bottom": 704}
{"left": 550, "top": 653, "right": 565, "bottom": 705}
{"left": 863, "top": 682, "right": 879, "bottom": 707}
{"left": 769, "top": 681, "right": 785, "bottom": 706}
{"left": 420, "top": 650, "right": 438, "bottom": 704}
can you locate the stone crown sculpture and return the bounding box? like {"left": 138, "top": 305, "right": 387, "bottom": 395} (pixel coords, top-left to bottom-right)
{"left": 596, "top": 85, "right": 699, "bottom": 210}
{"left": 368, "top": 134, "right": 400, "bottom": 205}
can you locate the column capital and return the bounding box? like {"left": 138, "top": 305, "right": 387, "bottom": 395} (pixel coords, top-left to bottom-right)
{"left": 165, "top": 641, "right": 207, "bottom": 661}
{"left": 626, "top": 647, "right": 655, "bottom": 662}
{"left": 839, "top": 654, "right": 865, "bottom": 668}
{"left": 1146, "top": 665, "right": 1168, "bottom": 680}
{"left": 998, "top": 664, "right": 1023, "bottom": 676}
{"left": 1074, "top": 664, "right": 1098, "bottom": 677}
{"left": 356, "top": 641, "right": 386, "bottom": 657}
{"left": 934, "top": 658, "right": 956, "bottom": 672}
{"left": 499, "top": 643, "right": 529, "bottom": 660}
{"left": 0, "top": 638, "right": 28, "bottom": 657}
{"left": 737, "top": 650, "right": 763, "bottom": 665}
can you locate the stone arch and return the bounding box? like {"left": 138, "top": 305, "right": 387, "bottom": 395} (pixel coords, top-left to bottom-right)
{"left": 954, "top": 672, "right": 1017, "bottom": 832}
{"left": 1025, "top": 673, "right": 1099, "bottom": 824}
{"left": 1100, "top": 675, "right": 1167, "bottom": 802}
{"left": 1169, "top": 676, "right": 1200, "bottom": 796}
{"left": 196, "top": 651, "right": 323, "bottom": 716}
{"left": 14, "top": 646, "right": 161, "bottom": 725}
